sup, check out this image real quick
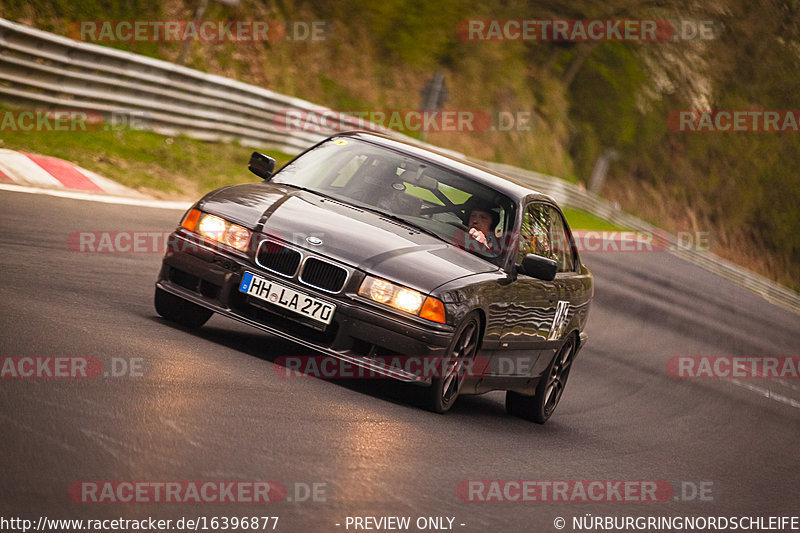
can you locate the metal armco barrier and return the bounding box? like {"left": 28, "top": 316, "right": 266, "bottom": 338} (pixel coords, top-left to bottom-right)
{"left": 1, "top": 18, "right": 797, "bottom": 313}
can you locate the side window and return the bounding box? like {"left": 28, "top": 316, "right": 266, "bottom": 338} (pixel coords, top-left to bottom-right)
{"left": 548, "top": 207, "right": 575, "bottom": 272}
{"left": 517, "top": 203, "right": 551, "bottom": 265}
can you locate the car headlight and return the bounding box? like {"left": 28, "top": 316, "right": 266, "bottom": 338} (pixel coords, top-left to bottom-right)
{"left": 358, "top": 276, "right": 446, "bottom": 324}
{"left": 181, "top": 209, "right": 251, "bottom": 252}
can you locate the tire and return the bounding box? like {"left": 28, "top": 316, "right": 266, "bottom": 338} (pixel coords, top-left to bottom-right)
{"left": 154, "top": 287, "right": 213, "bottom": 329}
{"left": 421, "top": 313, "right": 480, "bottom": 413}
{"left": 505, "top": 334, "right": 577, "bottom": 424}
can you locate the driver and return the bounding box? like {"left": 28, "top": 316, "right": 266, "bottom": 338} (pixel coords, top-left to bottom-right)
{"left": 464, "top": 198, "right": 500, "bottom": 250}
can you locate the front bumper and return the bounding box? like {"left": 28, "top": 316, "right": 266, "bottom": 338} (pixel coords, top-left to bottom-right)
{"left": 156, "top": 232, "right": 455, "bottom": 383}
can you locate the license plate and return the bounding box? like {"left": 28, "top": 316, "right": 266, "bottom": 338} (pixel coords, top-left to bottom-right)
{"left": 239, "top": 272, "right": 335, "bottom": 325}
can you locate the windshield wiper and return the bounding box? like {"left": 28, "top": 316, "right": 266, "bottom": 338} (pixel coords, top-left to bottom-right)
{"left": 280, "top": 183, "right": 339, "bottom": 202}
{"left": 373, "top": 211, "right": 447, "bottom": 242}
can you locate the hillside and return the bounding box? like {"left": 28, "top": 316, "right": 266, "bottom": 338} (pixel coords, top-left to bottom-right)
{"left": 2, "top": 0, "right": 798, "bottom": 289}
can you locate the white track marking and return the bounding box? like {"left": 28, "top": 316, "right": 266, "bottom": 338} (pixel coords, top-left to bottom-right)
{"left": 0, "top": 183, "right": 191, "bottom": 210}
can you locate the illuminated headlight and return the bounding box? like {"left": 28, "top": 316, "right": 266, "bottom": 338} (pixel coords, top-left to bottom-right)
{"left": 358, "top": 276, "right": 446, "bottom": 323}
{"left": 181, "top": 209, "right": 251, "bottom": 252}
{"left": 197, "top": 213, "right": 226, "bottom": 240}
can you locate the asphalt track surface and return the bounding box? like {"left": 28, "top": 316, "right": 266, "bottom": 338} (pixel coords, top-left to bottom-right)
{"left": 1, "top": 188, "right": 798, "bottom": 532}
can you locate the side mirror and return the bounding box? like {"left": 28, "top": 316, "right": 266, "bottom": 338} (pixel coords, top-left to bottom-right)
{"left": 517, "top": 254, "right": 557, "bottom": 281}
{"left": 249, "top": 152, "right": 276, "bottom": 180}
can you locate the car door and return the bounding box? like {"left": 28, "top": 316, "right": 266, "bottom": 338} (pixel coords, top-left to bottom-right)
{"left": 547, "top": 204, "right": 593, "bottom": 344}
{"left": 546, "top": 204, "right": 585, "bottom": 339}
{"left": 491, "top": 202, "right": 559, "bottom": 378}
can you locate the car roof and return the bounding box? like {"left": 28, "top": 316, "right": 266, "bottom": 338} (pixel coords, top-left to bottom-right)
{"left": 333, "top": 131, "right": 557, "bottom": 206}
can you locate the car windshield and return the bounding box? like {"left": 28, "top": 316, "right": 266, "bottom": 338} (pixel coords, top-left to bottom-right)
{"left": 272, "top": 137, "right": 516, "bottom": 266}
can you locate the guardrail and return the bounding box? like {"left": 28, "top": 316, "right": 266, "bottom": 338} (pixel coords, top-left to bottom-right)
{"left": 1, "top": 18, "right": 798, "bottom": 313}
{"left": 0, "top": 19, "right": 387, "bottom": 154}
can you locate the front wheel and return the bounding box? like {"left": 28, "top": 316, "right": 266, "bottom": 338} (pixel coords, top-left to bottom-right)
{"left": 506, "top": 334, "right": 577, "bottom": 424}
{"left": 154, "top": 287, "right": 213, "bottom": 329}
{"left": 421, "top": 313, "right": 480, "bottom": 413}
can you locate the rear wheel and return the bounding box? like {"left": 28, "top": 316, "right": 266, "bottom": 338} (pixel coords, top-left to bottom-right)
{"left": 421, "top": 313, "right": 480, "bottom": 413}
{"left": 154, "top": 287, "right": 213, "bottom": 329}
{"left": 506, "top": 334, "right": 576, "bottom": 424}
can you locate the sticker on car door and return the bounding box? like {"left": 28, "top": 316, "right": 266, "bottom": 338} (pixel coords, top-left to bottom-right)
{"left": 548, "top": 300, "right": 570, "bottom": 340}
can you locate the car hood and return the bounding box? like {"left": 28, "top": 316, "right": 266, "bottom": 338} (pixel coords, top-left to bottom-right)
{"left": 199, "top": 182, "right": 498, "bottom": 293}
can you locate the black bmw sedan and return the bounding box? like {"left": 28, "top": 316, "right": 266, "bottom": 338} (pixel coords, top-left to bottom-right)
{"left": 155, "top": 131, "right": 593, "bottom": 422}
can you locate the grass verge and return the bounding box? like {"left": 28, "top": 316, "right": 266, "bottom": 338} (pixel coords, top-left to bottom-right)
{"left": 561, "top": 207, "right": 627, "bottom": 231}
